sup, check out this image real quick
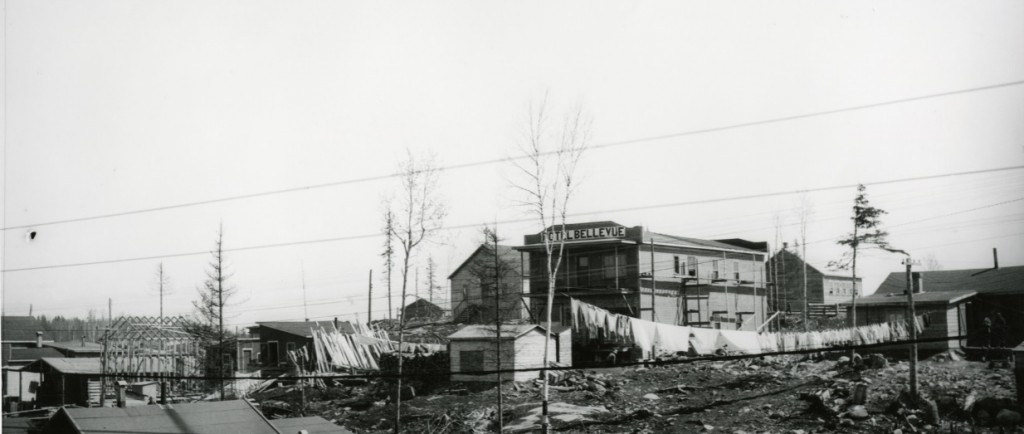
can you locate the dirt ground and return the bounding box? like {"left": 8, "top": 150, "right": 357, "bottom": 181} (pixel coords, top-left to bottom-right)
{"left": 256, "top": 353, "right": 1020, "bottom": 433}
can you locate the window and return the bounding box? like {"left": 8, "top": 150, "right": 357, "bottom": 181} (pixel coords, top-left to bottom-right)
{"left": 673, "top": 256, "right": 680, "bottom": 274}
{"left": 711, "top": 260, "right": 720, "bottom": 280}
{"left": 603, "top": 255, "right": 616, "bottom": 279}
{"left": 687, "top": 257, "right": 697, "bottom": 277}
{"left": 733, "top": 261, "right": 740, "bottom": 280}
{"left": 286, "top": 342, "right": 296, "bottom": 353}
{"left": 461, "top": 350, "right": 484, "bottom": 373}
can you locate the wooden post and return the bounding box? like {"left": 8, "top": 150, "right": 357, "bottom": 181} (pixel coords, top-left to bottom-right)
{"left": 905, "top": 258, "right": 918, "bottom": 399}
{"left": 368, "top": 270, "right": 373, "bottom": 324}
{"left": 494, "top": 226, "right": 503, "bottom": 433}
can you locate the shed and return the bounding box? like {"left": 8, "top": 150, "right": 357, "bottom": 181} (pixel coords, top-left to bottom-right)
{"left": 257, "top": 320, "right": 354, "bottom": 374}
{"left": 21, "top": 358, "right": 102, "bottom": 407}
{"left": 448, "top": 324, "right": 571, "bottom": 383}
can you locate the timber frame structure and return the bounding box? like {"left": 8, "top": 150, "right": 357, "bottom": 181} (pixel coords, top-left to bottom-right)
{"left": 102, "top": 316, "right": 205, "bottom": 397}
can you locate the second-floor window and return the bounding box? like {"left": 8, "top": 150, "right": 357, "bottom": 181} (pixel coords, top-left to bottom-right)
{"left": 687, "top": 256, "right": 697, "bottom": 277}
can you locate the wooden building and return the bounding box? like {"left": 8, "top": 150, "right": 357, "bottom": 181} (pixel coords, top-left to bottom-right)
{"left": 767, "top": 248, "right": 862, "bottom": 314}
{"left": 845, "top": 263, "right": 1024, "bottom": 353}
{"left": 516, "top": 222, "right": 769, "bottom": 331}
{"left": 448, "top": 244, "right": 527, "bottom": 323}
{"left": 21, "top": 358, "right": 101, "bottom": 407}
{"left": 448, "top": 324, "right": 570, "bottom": 382}
{"left": 256, "top": 320, "right": 354, "bottom": 374}
{"left": 401, "top": 299, "right": 445, "bottom": 323}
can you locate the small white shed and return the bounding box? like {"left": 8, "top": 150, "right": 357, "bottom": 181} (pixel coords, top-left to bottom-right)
{"left": 448, "top": 324, "right": 571, "bottom": 383}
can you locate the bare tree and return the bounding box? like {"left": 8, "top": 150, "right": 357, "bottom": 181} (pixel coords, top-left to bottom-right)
{"left": 192, "top": 223, "right": 236, "bottom": 400}
{"left": 923, "top": 253, "right": 943, "bottom": 271}
{"left": 153, "top": 262, "right": 174, "bottom": 321}
{"left": 793, "top": 194, "right": 814, "bottom": 332}
{"left": 511, "top": 94, "right": 589, "bottom": 433}
{"left": 388, "top": 150, "right": 446, "bottom": 433}
{"left": 381, "top": 209, "right": 396, "bottom": 320}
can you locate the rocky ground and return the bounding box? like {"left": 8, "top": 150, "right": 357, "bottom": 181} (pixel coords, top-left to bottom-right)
{"left": 253, "top": 352, "right": 1021, "bottom": 433}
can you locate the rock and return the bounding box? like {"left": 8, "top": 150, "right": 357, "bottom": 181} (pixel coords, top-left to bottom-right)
{"left": 850, "top": 383, "right": 867, "bottom": 405}
{"left": 867, "top": 353, "right": 888, "bottom": 369}
{"left": 587, "top": 382, "right": 607, "bottom": 394}
{"left": 838, "top": 356, "right": 851, "bottom": 365}
{"left": 997, "top": 409, "right": 1022, "bottom": 426}
{"left": 847, "top": 405, "right": 869, "bottom": 420}
{"left": 643, "top": 393, "right": 660, "bottom": 401}
{"left": 893, "top": 430, "right": 903, "bottom": 434}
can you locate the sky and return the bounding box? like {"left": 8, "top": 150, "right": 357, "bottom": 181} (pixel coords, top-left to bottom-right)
{"left": 2, "top": 0, "right": 1023, "bottom": 330}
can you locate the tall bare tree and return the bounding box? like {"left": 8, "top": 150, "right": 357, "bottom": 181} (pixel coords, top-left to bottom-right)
{"left": 153, "top": 262, "right": 173, "bottom": 321}
{"left": 793, "top": 194, "right": 814, "bottom": 332}
{"left": 829, "top": 184, "right": 902, "bottom": 328}
{"left": 192, "top": 224, "right": 236, "bottom": 400}
{"left": 511, "top": 95, "right": 589, "bottom": 433}
{"left": 381, "top": 209, "right": 396, "bottom": 320}
{"left": 388, "top": 150, "right": 446, "bottom": 433}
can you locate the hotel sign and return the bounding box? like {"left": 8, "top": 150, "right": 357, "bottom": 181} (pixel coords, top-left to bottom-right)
{"left": 542, "top": 226, "right": 626, "bottom": 243}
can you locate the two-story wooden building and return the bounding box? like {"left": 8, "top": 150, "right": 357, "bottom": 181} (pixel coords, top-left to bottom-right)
{"left": 448, "top": 244, "right": 527, "bottom": 323}
{"left": 767, "top": 248, "right": 862, "bottom": 315}
{"left": 516, "top": 221, "right": 769, "bottom": 331}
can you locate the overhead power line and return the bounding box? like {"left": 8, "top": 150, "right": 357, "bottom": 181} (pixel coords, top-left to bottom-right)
{"left": 3, "top": 165, "right": 1022, "bottom": 273}
{"left": 3, "top": 79, "right": 1022, "bottom": 232}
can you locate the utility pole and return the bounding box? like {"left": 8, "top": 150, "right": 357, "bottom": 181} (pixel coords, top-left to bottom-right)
{"left": 650, "top": 238, "right": 656, "bottom": 323}
{"left": 904, "top": 257, "right": 920, "bottom": 399}
{"left": 802, "top": 243, "right": 809, "bottom": 333}
{"left": 368, "top": 269, "right": 373, "bottom": 324}
{"left": 493, "top": 226, "right": 503, "bottom": 433}
{"left": 108, "top": 298, "right": 112, "bottom": 326}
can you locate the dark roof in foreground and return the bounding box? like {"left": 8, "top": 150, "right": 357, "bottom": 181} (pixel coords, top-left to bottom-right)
{"left": 258, "top": 320, "right": 355, "bottom": 337}
{"left": 873, "top": 265, "right": 1024, "bottom": 297}
{"left": 45, "top": 400, "right": 278, "bottom": 434}
{"left": 270, "top": 416, "right": 355, "bottom": 433}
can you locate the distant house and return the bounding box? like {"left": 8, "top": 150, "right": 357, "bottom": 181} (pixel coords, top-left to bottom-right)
{"left": 236, "top": 328, "right": 260, "bottom": 373}
{"left": 448, "top": 324, "right": 571, "bottom": 382}
{"left": 845, "top": 264, "right": 1024, "bottom": 352}
{"left": 2, "top": 328, "right": 63, "bottom": 407}
{"left": 448, "top": 244, "right": 527, "bottom": 323}
{"left": 256, "top": 320, "right": 354, "bottom": 374}
{"left": 21, "top": 358, "right": 102, "bottom": 407}
{"left": 767, "top": 248, "right": 862, "bottom": 313}
{"left": 36, "top": 399, "right": 354, "bottom": 433}
{"left": 401, "top": 299, "right": 445, "bottom": 323}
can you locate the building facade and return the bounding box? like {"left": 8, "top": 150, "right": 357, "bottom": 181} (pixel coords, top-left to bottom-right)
{"left": 517, "top": 221, "right": 769, "bottom": 331}
{"left": 767, "top": 248, "right": 862, "bottom": 313}
{"left": 448, "top": 244, "right": 527, "bottom": 323}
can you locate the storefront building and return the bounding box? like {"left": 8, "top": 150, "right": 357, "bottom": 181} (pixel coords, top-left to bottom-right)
{"left": 516, "top": 221, "right": 769, "bottom": 331}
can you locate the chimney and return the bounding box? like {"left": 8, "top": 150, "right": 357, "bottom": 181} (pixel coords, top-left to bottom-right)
{"left": 912, "top": 272, "right": 924, "bottom": 294}
{"left": 36, "top": 331, "right": 43, "bottom": 348}
{"left": 993, "top": 248, "right": 999, "bottom": 270}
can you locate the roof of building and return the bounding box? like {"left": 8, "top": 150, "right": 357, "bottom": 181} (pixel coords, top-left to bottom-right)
{"left": 23, "top": 357, "right": 102, "bottom": 375}
{"left": 843, "top": 291, "right": 978, "bottom": 307}
{"left": 270, "top": 416, "right": 355, "bottom": 433}
{"left": 448, "top": 244, "right": 523, "bottom": 280}
{"left": 44, "top": 400, "right": 279, "bottom": 434}
{"left": 872, "top": 265, "right": 1024, "bottom": 297}
{"left": 258, "top": 320, "right": 355, "bottom": 338}
{"left": 1, "top": 417, "right": 35, "bottom": 434}
{"left": 448, "top": 324, "right": 570, "bottom": 341}
{"left": 43, "top": 341, "right": 104, "bottom": 353}
{"left": 768, "top": 249, "right": 861, "bottom": 280}
{"left": 1, "top": 346, "right": 64, "bottom": 366}
{"left": 649, "top": 232, "right": 764, "bottom": 254}
{"left": 1, "top": 316, "right": 53, "bottom": 342}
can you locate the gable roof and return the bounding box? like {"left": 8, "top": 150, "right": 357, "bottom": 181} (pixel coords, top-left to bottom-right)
{"left": 45, "top": 400, "right": 279, "bottom": 434}
{"left": 1, "top": 346, "right": 64, "bottom": 366}
{"left": 23, "top": 357, "right": 102, "bottom": 375}
{"left": 768, "top": 249, "right": 861, "bottom": 280}
{"left": 872, "top": 265, "right": 1024, "bottom": 297}
{"left": 448, "top": 244, "right": 523, "bottom": 280}
{"left": 258, "top": 320, "right": 354, "bottom": 338}
{"left": 1, "top": 316, "right": 53, "bottom": 342}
